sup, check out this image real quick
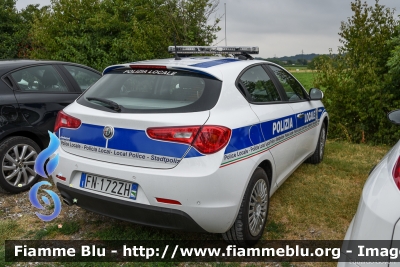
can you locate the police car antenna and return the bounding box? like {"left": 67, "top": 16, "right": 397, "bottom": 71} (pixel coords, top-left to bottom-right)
{"left": 174, "top": 35, "right": 181, "bottom": 60}
{"left": 167, "top": 46, "right": 259, "bottom": 60}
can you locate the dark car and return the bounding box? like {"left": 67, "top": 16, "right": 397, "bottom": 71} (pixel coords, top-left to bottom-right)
{"left": 0, "top": 60, "right": 101, "bottom": 193}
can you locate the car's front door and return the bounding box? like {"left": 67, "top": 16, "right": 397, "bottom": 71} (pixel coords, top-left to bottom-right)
{"left": 238, "top": 64, "right": 299, "bottom": 186}
{"left": 267, "top": 65, "right": 318, "bottom": 165}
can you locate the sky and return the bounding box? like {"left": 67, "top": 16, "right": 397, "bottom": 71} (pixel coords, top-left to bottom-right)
{"left": 15, "top": 0, "right": 400, "bottom": 58}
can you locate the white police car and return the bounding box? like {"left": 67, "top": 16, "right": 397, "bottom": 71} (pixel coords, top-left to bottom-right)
{"left": 338, "top": 110, "right": 400, "bottom": 266}
{"left": 52, "top": 46, "right": 328, "bottom": 246}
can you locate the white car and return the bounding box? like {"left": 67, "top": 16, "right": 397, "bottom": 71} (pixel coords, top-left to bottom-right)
{"left": 52, "top": 46, "right": 328, "bottom": 246}
{"left": 339, "top": 110, "right": 400, "bottom": 266}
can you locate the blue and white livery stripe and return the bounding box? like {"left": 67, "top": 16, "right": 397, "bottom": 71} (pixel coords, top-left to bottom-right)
{"left": 318, "top": 107, "right": 326, "bottom": 119}
{"left": 189, "top": 58, "right": 239, "bottom": 68}
{"left": 221, "top": 108, "right": 323, "bottom": 167}
{"left": 102, "top": 65, "right": 125, "bottom": 75}
{"left": 57, "top": 107, "right": 325, "bottom": 167}
{"left": 57, "top": 125, "right": 204, "bottom": 166}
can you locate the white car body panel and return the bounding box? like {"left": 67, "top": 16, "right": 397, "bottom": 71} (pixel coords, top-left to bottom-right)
{"left": 53, "top": 56, "right": 328, "bottom": 234}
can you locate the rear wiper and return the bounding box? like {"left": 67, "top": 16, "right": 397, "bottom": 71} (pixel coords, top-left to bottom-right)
{"left": 86, "top": 97, "right": 121, "bottom": 112}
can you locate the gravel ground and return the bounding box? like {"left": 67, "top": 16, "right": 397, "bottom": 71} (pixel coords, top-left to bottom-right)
{"left": 0, "top": 178, "right": 332, "bottom": 267}
{"left": 1, "top": 178, "right": 82, "bottom": 223}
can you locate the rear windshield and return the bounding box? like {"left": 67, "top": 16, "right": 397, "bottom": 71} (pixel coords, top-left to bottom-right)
{"left": 77, "top": 68, "right": 222, "bottom": 113}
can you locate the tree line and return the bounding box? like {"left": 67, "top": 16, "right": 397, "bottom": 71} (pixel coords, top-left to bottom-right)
{"left": 314, "top": 0, "right": 400, "bottom": 145}
{"left": 3, "top": 0, "right": 400, "bottom": 144}
{"left": 263, "top": 54, "right": 326, "bottom": 68}
{"left": 0, "top": 0, "right": 220, "bottom": 71}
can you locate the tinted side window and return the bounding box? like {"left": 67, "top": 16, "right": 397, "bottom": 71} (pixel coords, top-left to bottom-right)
{"left": 11, "top": 65, "right": 68, "bottom": 92}
{"left": 239, "top": 65, "right": 281, "bottom": 103}
{"left": 64, "top": 65, "right": 101, "bottom": 92}
{"left": 269, "top": 65, "right": 307, "bottom": 101}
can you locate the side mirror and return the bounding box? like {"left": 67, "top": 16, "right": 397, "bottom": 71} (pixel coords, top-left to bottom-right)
{"left": 388, "top": 110, "right": 400, "bottom": 125}
{"left": 309, "top": 88, "right": 324, "bottom": 100}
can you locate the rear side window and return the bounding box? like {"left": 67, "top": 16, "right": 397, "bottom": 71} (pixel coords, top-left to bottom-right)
{"left": 77, "top": 68, "right": 222, "bottom": 113}
{"left": 239, "top": 65, "right": 281, "bottom": 103}
{"left": 64, "top": 65, "right": 101, "bottom": 92}
{"left": 10, "top": 65, "right": 68, "bottom": 92}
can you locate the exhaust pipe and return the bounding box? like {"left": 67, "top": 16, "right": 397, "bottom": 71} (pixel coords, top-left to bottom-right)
{"left": 62, "top": 197, "right": 73, "bottom": 206}
{"left": 60, "top": 192, "right": 73, "bottom": 206}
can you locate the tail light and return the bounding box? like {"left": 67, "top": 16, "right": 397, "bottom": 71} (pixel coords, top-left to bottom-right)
{"left": 147, "top": 126, "right": 200, "bottom": 145}
{"left": 156, "top": 198, "right": 181, "bottom": 205}
{"left": 54, "top": 111, "right": 81, "bottom": 132}
{"left": 147, "top": 125, "right": 231, "bottom": 154}
{"left": 393, "top": 156, "right": 400, "bottom": 190}
{"left": 192, "top": 126, "right": 231, "bottom": 154}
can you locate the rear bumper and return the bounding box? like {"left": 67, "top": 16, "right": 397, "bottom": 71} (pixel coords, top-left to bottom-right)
{"left": 57, "top": 183, "right": 207, "bottom": 232}
{"left": 52, "top": 141, "right": 260, "bottom": 233}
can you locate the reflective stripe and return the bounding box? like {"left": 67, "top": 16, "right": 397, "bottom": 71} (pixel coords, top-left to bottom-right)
{"left": 57, "top": 107, "right": 327, "bottom": 166}
{"left": 221, "top": 107, "right": 324, "bottom": 167}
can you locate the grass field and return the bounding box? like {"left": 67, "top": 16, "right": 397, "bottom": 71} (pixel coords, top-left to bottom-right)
{"left": 291, "top": 71, "right": 316, "bottom": 91}
{"left": 0, "top": 140, "right": 390, "bottom": 266}
{"left": 282, "top": 66, "right": 308, "bottom": 71}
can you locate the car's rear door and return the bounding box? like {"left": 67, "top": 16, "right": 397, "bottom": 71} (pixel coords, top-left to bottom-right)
{"left": 0, "top": 76, "right": 27, "bottom": 140}
{"left": 266, "top": 65, "right": 318, "bottom": 165}
{"left": 8, "top": 64, "right": 81, "bottom": 143}
{"left": 237, "top": 64, "right": 299, "bottom": 186}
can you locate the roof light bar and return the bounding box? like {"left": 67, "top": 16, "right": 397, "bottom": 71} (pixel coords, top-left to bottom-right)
{"left": 168, "top": 46, "right": 259, "bottom": 55}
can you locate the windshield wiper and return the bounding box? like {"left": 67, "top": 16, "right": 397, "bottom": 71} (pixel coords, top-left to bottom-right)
{"left": 86, "top": 97, "right": 121, "bottom": 112}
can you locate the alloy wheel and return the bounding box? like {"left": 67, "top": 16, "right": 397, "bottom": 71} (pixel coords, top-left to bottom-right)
{"left": 2, "top": 144, "right": 38, "bottom": 187}
{"left": 248, "top": 179, "right": 268, "bottom": 236}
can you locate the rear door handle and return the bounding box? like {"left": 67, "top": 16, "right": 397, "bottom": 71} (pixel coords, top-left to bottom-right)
{"left": 297, "top": 113, "right": 304, "bottom": 118}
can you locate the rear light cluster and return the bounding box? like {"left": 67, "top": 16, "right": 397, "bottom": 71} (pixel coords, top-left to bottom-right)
{"left": 56, "top": 174, "right": 66, "bottom": 181}
{"left": 147, "top": 126, "right": 231, "bottom": 154}
{"left": 54, "top": 111, "right": 82, "bottom": 132}
{"left": 53, "top": 111, "right": 230, "bottom": 155}
{"left": 393, "top": 156, "right": 400, "bottom": 190}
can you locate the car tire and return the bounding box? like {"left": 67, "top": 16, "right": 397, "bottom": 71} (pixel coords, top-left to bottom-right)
{"left": 0, "top": 136, "right": 41, "bottom": 194}
{"left": 306, "top": 122, "right": 326, "bottom": 164}
{"left": 222, "top": 167, "right": 270, "bottom": 247}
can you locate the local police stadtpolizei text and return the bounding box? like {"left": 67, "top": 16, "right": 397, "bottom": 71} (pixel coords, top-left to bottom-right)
{"left": 60, "top": 140, "right": 180, "bottom": 164}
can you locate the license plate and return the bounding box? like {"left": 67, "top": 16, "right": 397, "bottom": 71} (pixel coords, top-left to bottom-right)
{"left": 80, "top": 173, "right": 138, "bottom": 200}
